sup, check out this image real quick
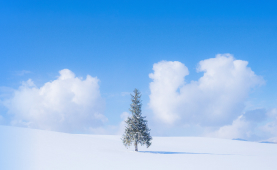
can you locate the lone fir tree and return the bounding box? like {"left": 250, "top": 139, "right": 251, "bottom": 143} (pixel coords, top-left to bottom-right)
{"left": 122, "top": 89, "right": 152, "bottom": 151}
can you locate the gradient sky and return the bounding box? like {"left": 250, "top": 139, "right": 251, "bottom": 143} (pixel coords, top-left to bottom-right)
{"left": 0, "top": 0, "right": 277, "bottom": 138}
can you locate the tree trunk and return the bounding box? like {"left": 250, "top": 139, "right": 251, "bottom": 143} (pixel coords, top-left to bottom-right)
{"left": 135, "top": 140, "right": 138, "bottom": 151}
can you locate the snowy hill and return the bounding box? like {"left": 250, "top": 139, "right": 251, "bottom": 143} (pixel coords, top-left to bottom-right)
{"left": 1, "top": 126, "right": 277, "bottom": 170}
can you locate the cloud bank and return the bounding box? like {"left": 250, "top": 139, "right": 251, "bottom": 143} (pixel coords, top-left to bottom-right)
{"left": 149, "top": 54, "right": 265, "bottom": 135}
{"left": 4, "top": 69, "right": 106, "bottom": 133}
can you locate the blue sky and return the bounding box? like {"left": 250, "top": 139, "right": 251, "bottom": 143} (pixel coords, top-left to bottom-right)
{"left": 1, "top": 0, "right": 277, "bottom": 139}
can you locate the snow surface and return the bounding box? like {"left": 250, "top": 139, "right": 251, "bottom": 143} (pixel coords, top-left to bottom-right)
{"left": 1, "top": 125, "right": 277, "bottom": 170}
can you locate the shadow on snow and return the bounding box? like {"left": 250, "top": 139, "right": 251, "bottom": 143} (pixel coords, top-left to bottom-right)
{"left": 139, "top": 151, "right": 232, "bottom": 155}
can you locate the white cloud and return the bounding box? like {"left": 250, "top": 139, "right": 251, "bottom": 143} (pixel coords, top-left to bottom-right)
{"left": 261, "top": 109, "right": 277, "bottom": 137}
{"left": 207, "top": 109, "right": 268, "bottom": 140}
{"left": 4, "top": 69, "right": 106, "bottom": 133}
{"left": 15, "top": 70, "right": 31, "bottom": 76}
{"left": 149, "top": 54, "right": 264, "bottom": 127}
{"left": 0, "top": 86, "right": 14, "bottom": 99}
{"left": 117, "top": 112, "right": 131, "bottom": 134}
{"left": 87, "top": 112, "right": 131, "bottom": 135}
{"left": 206, "top": 115, "right": 251, "bottom": 139}
{"left": 149, "top": 61, "right": 189, "bottom": 124}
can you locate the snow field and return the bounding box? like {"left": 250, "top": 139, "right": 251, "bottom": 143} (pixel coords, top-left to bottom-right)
{"left": 0, "top": 126, "right": 276, "bottom": 170}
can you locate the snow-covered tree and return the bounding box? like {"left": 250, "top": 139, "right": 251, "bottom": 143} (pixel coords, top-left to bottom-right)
{"left": 122, "top": 89, "right": 152, "bottom": 151}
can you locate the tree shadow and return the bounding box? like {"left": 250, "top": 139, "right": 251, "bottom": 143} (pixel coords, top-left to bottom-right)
{"left": 139, "top": 151, "right": 232, "bottom": 155}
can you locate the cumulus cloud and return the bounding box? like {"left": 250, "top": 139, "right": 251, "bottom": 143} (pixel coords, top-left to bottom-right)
{"left": 4, "top": 69, "right": 106, "bottom": 133}
{"left": 207, "top": 109, "right": 268, "bottom": 140}
{"left": 261, "top": 109, "right": 277, "bottom": 137}
{"left": 149, "top": 54, "right": 264, "bottom": 127}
